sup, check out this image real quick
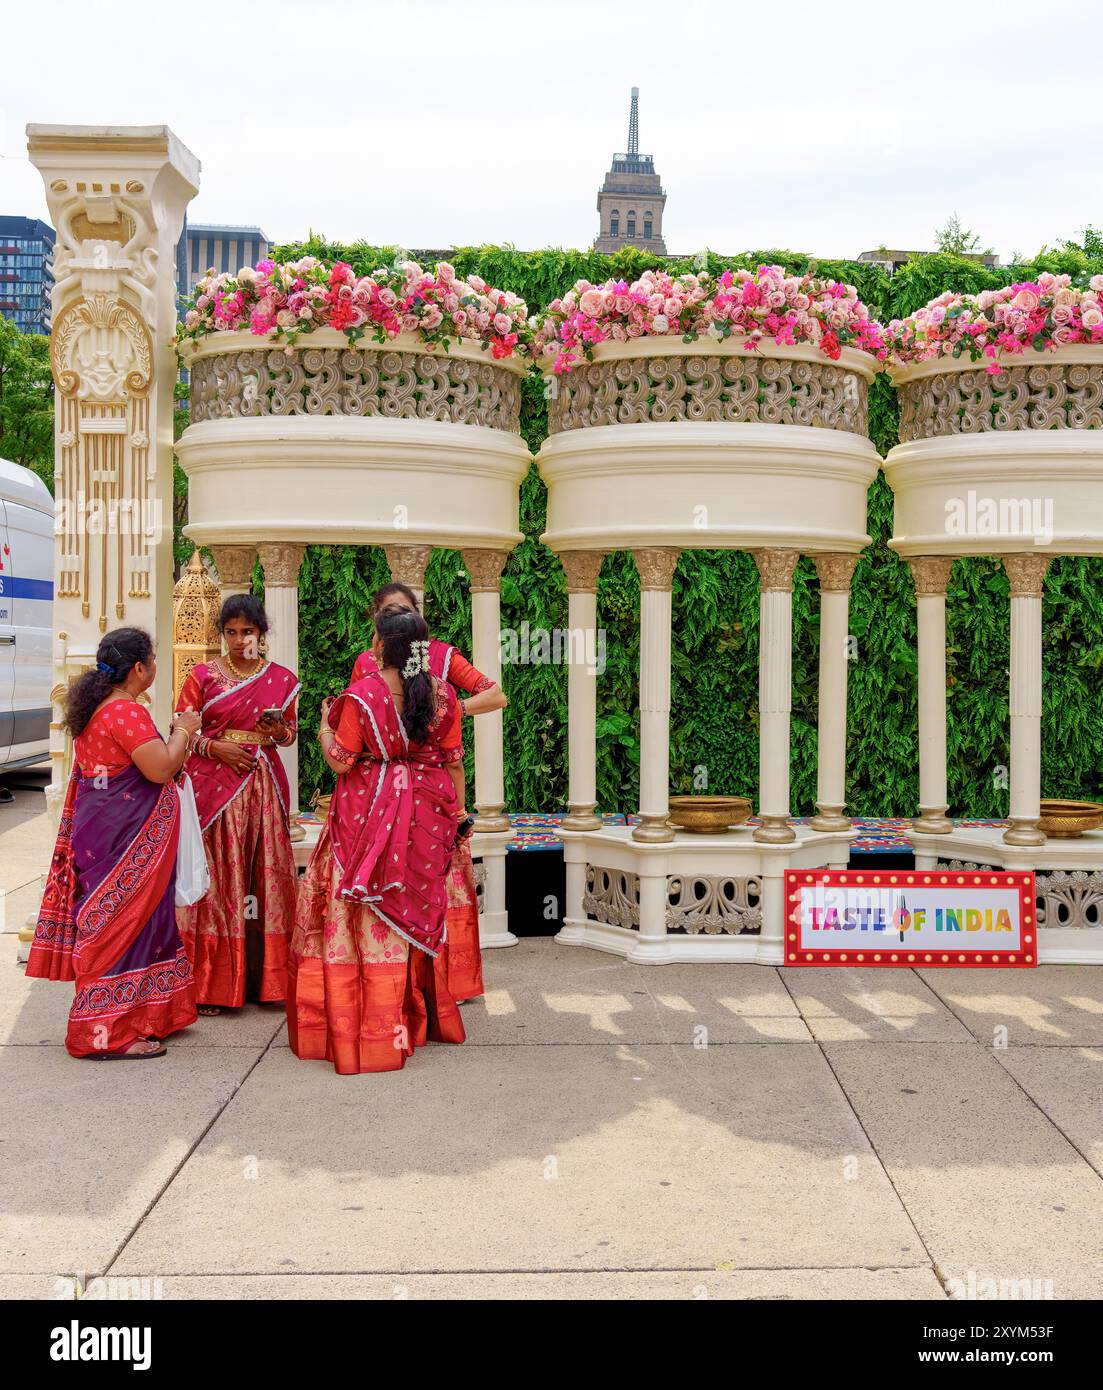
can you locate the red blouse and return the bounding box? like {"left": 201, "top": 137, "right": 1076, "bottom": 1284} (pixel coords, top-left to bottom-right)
{"left": 73, "top": 699, "right": 162, "bottom": 777}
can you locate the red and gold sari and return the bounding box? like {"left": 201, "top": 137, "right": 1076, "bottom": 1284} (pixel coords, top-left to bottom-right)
{"left": 176, "top": 660, "right": 299, "bottom": 1007}
{"left": 351, "top": 638, "right": 489, "bottom": 1001}
{"left": 287, "top": 669, "right": 463, "bottom": 1074}
{"left": 25, "top": 701, "right": 197, "bottom": 1057}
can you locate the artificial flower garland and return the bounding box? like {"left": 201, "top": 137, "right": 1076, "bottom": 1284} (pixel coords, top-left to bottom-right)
{"left": 176, "top": 256, "right": 532, "bottom": 361}
{"left": 887, "top": 272, "right": 1103, "bottom": 372}
{"left": 528, "top": 264, "right": 889, "bottom": 374}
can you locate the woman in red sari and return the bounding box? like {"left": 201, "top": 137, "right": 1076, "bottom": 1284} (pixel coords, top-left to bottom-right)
{"left": 350, "top": 582, "right": 507, "bottom": 1002}
{"left": 175, "top": 595, "right": 299, "bottom": 1015}
{"left": 26, "top": 628, "right": 200, "bottom": 1059}
{"left": 288, "top": 608, "right": 463, "bottom": 1075}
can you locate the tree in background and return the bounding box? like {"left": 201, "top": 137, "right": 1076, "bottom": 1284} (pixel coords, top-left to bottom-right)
{"left": 0, "top": 317, "right": 53, "bottom": 488}
{"left": 934, "top": 212, "right": 989, "bottom": 257}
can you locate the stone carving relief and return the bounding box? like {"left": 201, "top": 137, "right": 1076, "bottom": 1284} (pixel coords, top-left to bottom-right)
{"left": 583, "top": 865, "right": 641, "bottom": 930}
{"left": 189, "top": 347, "right": 522, "bottom": 432}
{"left": 665, "top": 874, "right": 763, "bottom": 935}
{"left": 899, "top": 363, "right": 1103, "bottom": 441}
{"left": 548, "top": 354, "right": 868, "bottom": 435}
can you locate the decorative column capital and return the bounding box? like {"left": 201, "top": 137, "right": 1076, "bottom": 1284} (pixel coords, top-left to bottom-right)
{"left": 1003, "top": 553, "right": 1051, "bottom": 597}
{"left": 754, "top": 548, "right": 799, "bottom": 593}
{"left": 814, "top": 553, "right": 859, "bottom": 593}
{"left": 633, "top": 547, "right": 680, "bottom": 591}
{"left": 384, "top": 544, "right": 432, "bottom": 591}
{"left": 559, "top": 550, "right": 605, "bottom": 594}
{"left": 909, "top": 556, "right": 954, "bottom": 596}
{"left": 209, "top": 544, "right": 256, "bottom": 591}
{"left": 462, "top": 548, "right": 510, "bottom": 593}
{"left": 257, "top": 542, "right": 306, "bottom": 587}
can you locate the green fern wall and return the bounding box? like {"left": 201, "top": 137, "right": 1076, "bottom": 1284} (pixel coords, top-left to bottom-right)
{"left": 250, "top": 240, "right": 1103, "bottom": 817}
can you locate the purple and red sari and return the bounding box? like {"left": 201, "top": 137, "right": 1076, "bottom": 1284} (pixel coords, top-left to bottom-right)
{"left": 176, "top": 660, "right": 299, "bottom": 1007}
{"left": 288, "top": 669, "right": 463, "bottom": 1074}
{"left": 26, "top": 734, "right": 196, "bottom": 1057}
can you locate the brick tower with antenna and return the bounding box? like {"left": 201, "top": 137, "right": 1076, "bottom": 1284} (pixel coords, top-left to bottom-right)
{"left": 594, "top": 87, "right": 667, "bottom": 254}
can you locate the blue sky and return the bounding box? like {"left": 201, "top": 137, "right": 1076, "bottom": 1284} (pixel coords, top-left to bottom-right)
{"left": 2, "top": 0, "right": 1100, "bottom": 263}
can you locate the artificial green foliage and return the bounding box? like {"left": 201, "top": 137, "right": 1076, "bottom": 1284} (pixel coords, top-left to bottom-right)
{"left": 213, "top": 235, "right": 1103, "bottom": 815}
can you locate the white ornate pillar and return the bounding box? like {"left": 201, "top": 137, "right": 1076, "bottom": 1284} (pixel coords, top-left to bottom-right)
{"left": 910, "top": 557, "right": 954, "bottom": 835}
{"left": 462, "top": 549, "right": 511, "bottom": 833}
{"left": 632, "top": 548, "right": 679, "bottom": 844}
{"left": 560, "top": 551, "right": 604, "bottom": 831}
{"left": 1003, "top": 554, "right": 1050, "bottom": 847}
{"left": 258, "top": 543, "right": 305, "bottom": 819}
{"left": 28, "top": 125, "right": 199, "bottom": 820}
{"left": 384, "top": 543, "right": 432, "bottom": 610}
{"left": 754, "top": 549, "right": 798, "bottom": 844}
{"left": 210, "top": 544, "right": 255, "bottom": 603}
{"left": 811, "top": 554, "right": 858, "bottom": 831}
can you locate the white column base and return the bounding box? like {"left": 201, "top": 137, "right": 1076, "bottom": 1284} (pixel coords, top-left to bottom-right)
{"left": 471, "top": 835, "right": 516, "bottom": 948}
{"left": 557, "top": 824, "right": 853, "bottom": 964}
{"left": 909, "top": 825, "right": 1103, "bottom": 964}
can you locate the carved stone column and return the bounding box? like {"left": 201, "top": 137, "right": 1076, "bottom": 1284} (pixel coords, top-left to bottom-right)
{"left": 210, "top": 544, "right": 256, "bottom": 602}
{"left": 28, "top": 125, "right": 199, "bottom": 821}
{"left": 258, "top": 543, "right": 306, "bottom": 819}
{"left": 384, "top": 543, "right": 432, "bottom": 609}
{"left": 754, "top": 549, "right": 799, "bottom": 844}
{"left": 462, "top": 549, "right": 511, "bottom": 833}
{"left": 811, "top": 554, "right": 859, "bottom": 831}
{"left": 632, "top": 548, "right": 680, "bottom": 844}
{"left": 560, "top": 551, "right": 605, "bottom": 831}
{"left": 1003, "top": 553, "right": 1050, "bottom": 847}
{"left": 910, "top": 557, "right": 955, "bottom": 834}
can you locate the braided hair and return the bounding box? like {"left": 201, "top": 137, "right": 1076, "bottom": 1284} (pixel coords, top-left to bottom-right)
{"left": 374, "top": 608, "right": 435, "bottom": 744}
{"left": 63, "top": 627, "right": 154, "bottom": 737}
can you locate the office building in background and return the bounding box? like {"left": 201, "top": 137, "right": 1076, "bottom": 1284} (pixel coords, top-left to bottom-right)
{"left": 0, "top": 217, "right": 56, "bottom": 335}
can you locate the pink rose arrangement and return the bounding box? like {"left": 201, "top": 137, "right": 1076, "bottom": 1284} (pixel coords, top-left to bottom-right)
{"left": 176, "top": 257, "right": 531, "bottom": 361}
{"left": 529, "top": 264, "right": 888, "bottom": 374}
{"left": 887, "top": 273, "right": 1103, "bottom": 373}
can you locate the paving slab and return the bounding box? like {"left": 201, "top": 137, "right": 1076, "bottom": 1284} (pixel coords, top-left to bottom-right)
{"left": 107, "top": 1266, "right": 944, "bottom": 1300}
{"left": 419, "top": 940, "right": 810, "bottom": 1045}
{"left": 112, "top": 1041, "right": 922, "bottom": 1276}
{"left": 0, "top": 1044, "right": 269, "bottom": 1276}
{"left": 919, "top": 966, "right": 1103, "bottom": 1047}
{"left": 784, "top": 966, "right": 975, "bottom": 1043}
{"left": 824, "top": 1041, "right": 1103, "bottom": 1299}
{"left": 994, "top": 1046, "right": 1103, "bottom": 1179}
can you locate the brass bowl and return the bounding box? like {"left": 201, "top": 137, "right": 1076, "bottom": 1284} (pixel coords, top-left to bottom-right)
{"left": 668, "top": 795, "right": 753, "bottom": 834}
{"left": 1038, "top": 799, "right": 1103, "bottom": 838}
{"left": 310, "top": 791, "right": 332, "bottom": 819}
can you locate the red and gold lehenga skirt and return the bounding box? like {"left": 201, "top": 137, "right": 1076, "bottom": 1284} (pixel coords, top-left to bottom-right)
{"left": 287, "top": 825, "right": 465, "bottom": 1075}
{"left": 444, "top": 839, "right": 484, "bottom": 1001}
{"left": 177, "top": 759, "right": 296, "bottom": 1008}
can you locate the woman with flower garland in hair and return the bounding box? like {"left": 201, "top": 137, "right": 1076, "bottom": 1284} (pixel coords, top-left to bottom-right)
{"left": 175, "top": 595, "right": 299, "bottom": 1015}
{"left": 288, "top": 608, "right": 463, "bottom": 1074}
{"left": 25, "top": 629, "right": 200, "bottom": 1058}
{"left": 349, "top": 582, "right": 508, "bottom": 1003}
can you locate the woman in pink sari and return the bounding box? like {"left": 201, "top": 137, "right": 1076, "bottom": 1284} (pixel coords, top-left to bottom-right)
{"left": 26, "top": 628, "right": 199, "bottom": 1058}
{"left": 350, "top": 582, "right": 508, "bottom": 1002}
{"left": 288, "top": 608, "right": 462, "bottom": 1075}
{"left": 175, "top": 595, "right": 299, "bottom": 1014}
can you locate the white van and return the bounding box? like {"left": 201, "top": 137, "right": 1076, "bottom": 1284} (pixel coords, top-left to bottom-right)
{"left": 0, "top": 458, "right": 53, "bottom": 771}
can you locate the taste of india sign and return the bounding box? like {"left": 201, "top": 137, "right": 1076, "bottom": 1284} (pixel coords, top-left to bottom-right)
{"left": 783, "top": 870, "right": 1037, "bottom": 968}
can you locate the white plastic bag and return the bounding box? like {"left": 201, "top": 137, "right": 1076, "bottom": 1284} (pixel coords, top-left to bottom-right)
{"left": 175, "top": 774, "right": 211, "bottom": 907}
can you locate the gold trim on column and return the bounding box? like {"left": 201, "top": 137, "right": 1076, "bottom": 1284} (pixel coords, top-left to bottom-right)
{"left": 633, "top": 548, "right": 680, "bottom": 590}
{"left": 462, "top": 549, "right": 510, "bottom": 592}
{"left": 1002, "top": 553, "right": 1051, "bottom": 597}
{"left": 912, "top": 806, "right": 953, "bottom": 835}
{"left": 562, "top": 803, "right": 602, "bottom": 832}
{"left": 813, "top": 553, "right": 858, "bottom": 593}
{"left": 908, "top": 556, "right": 954, "bottom": 596}
{"left": 384, "top": 544, "right": 432, "bottom": 592}
{"left": 257, "top": 543, "right": 305, "bottom": 587}
{"left": 632, "top": 812, "right": 675, "bottom": 844}
{"left": 210, "top": 544, "right": 257, "bottom": 592}
{"left": 754, "top": 548, "right": 799, "bottom": 592}
{"left": 559, "top": 551, "right": 605, "bottom": 593}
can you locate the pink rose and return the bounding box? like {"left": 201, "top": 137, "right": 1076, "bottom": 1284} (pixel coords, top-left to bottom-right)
{"left": 579, "top": 289, "right": 605, "bottom": 317}
{"left": 1081, "top": 307, "right": 1103, "bottom": 328}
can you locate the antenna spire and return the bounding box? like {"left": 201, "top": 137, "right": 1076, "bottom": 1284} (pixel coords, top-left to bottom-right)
{"left": 627, "top": 87, "right": 639, "bottom": 156}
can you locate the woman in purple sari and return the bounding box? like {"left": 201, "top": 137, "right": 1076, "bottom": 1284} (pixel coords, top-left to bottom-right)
{"left": 26, "top": 628, "right": 200, "bottom": 1059}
